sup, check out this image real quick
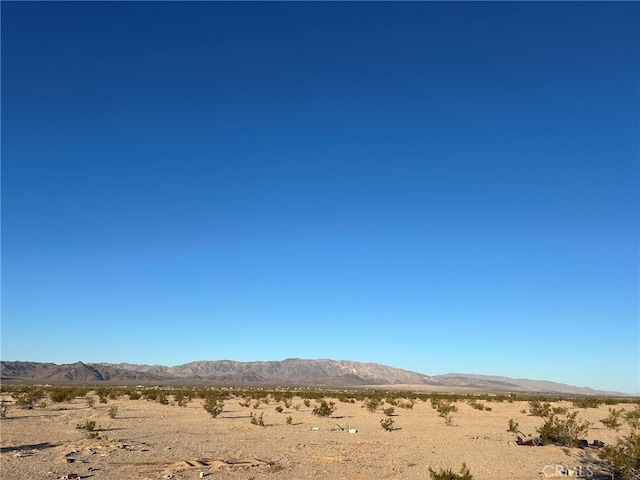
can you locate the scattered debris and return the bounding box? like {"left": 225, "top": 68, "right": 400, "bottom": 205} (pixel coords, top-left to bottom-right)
{"left": 592, "top": 439, "right": 605, "bottom": 448}
{"left": 309, "top": 427, "right": 320, "bottom": 431}
{"left": 516, "top": 435, "right": 543, "bottom": 446}
{"left": 134, "top": 457, "right": 274, "bottom": 476}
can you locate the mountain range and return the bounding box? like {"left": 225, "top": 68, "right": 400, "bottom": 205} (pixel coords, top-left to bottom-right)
{"left": 0, "top": 358, "right": 620, "bottom": 395}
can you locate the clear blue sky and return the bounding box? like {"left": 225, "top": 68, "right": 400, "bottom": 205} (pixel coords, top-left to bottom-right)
{"left": 2, "top": 2, "right": 638, "bottom": 394}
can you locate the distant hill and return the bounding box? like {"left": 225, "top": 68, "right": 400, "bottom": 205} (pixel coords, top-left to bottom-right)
{"left": 0, "top": 359, "right": 623, "bottom": 395}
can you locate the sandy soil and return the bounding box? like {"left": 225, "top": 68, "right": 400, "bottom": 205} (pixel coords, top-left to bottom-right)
{"left": 0, "top": 391, "right": 628, "bottom": 480}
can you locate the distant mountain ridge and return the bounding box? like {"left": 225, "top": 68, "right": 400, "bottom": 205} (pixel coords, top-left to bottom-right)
{"left": 0, "top": 359, "right": 621, "bottom": 395}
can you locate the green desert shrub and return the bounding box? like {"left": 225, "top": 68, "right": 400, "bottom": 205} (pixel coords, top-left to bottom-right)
{"left": 380, "top": 417, "right": 395, "bottom": 431}
{"left": 507, "top": 418, "right": 520, "bottom": 433}
{"left": 428, "top": 463, "right": 474, "bottom": 480}
{"left": 384, "top": 407, "right": 395, "bottom": 416}
{"left": 528, "top": 399, "right": 552, "bottom": 417}
{"left": 433, "top": 398, "right": 458, "bottom": 425}
{"left": 364, "top": 397, "right": 382, "bottom": 413}
{"left": 203, "top": 398, "right": 224, "bottom": 418}
{"left": 173, "top": 389, "right": 192, "bottom": 407}
{"left": 250, "top": 412, "right": 265, "bottom": 426}
{"left": 599, "top": 406, "right": 640, "bottom": 480}
{"left": 127, "top": 390, "right": 142, "bottom": 400}
{"left": 397, "top": 399, "right": 415, "bottom": 410}
{"left": 13, "top": 388, "right": 46, "bottom": 409}
{"left": 601, "top": 408, "right": 625, "bottom": 431}
{"left": 76, "top": 419, "right": 100, "bottom": 438}
{"left": 312, "top": 400, "right": 336, "bottom": 417}
{"left": 467, "top": 399, "right": 491, "bottom": 411}
{"left": 108, "top": 406, "right": 118, "bottom": 419}
{"left": 572, "top": 397, "right": 603, "bottom": 409}
{"left": 536, "top": 411, "right": 590, "bottom": 446}
{"left": 49, "top": 387, "right": 78, "bottom": 403}
{"left": 1, "top": 400, "right": 9, "bottom": 418}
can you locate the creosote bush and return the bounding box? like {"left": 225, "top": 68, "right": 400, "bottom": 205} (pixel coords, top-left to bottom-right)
{"left": 467, "top": 399, "right": 491, "bottom": 411}
{"left": 380, "top": 417, "right": 395, "bottom": 431}
{"left": 507, "top": 418, "right": 520, "bottom": 433}
{"left": 572, "top": 397, "right": 603, "bottom": 409}
{"left": 599, "top": 406, "right": 640, "bottom": 480}
{"left": 528, "top": 400, "right": 552, "bottom": 417}
{"left": 601, "top": 408, "right": 625, "bottom": 431}
{"left": 250, "top": 412, "right": 265, "bottom": 426}
{"left": 364, "top": 397, "right": 382, "bottom": 413}
{"left": 428, "top": 463, "right": 474, "bottom": 480}
{"left": 76, "top": 420, "right": 100, "bottom": 438}
{"left": 536, "top": 411, "right": 590, "bottom": 446}
{"left": 13, "top": 388, "right": 46, "bottom": 410}
{"left": 108, "top": 406, "right": 118, "bottom": 419}
{"left": 50, "top": 387, "right": 81, "bottom": 403}
{"left": 432, "top": 398, "right": 458, "bottom": 425}
{"left": 312, "top": 400, "right": 336, "bottom": 417}
{"left": 203, "top": 397, "right": 224, "bottom": 418}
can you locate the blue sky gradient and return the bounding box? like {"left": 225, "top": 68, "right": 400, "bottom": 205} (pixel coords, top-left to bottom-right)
{"left": 2, "top": 2, "right": 638, "bottom": 393}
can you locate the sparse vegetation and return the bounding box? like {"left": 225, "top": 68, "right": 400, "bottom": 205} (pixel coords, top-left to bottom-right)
{"left": 599, "top": 406, "right": 640, "bottom": 480}
{"left": 601, "top": 408, "right": 625, "bottom": 431}
{"left": 50, "top": 387, "right": 80, "bottom": 403}
{"left": 1, "top": 400, "right": 9, "bottom": 418}
{"left": 203, "top": 397, "right": 224, "bottom": 418}
{"left": 380, "top": 417, "right": 395, "bottom": 431}
{"left": 364, "top": 397, "right": 383, "bottom": 413}
{"left": 108, "top": 406, "right": 118, "bottom": 419}
{"left": 507, "top": 417, "right": 520, "bottom": 433}
{"left": 397, "top": 398, "right": 415, "bottom": 410}
{"left": 467, "top": 399, "right": 491, "bottom": 411}
{"left": 536, "top": 411, "right": 590, "bottom": 447}
{"left": 76, "top": 420, "right": 100, "bottom": 438}
{"left": 552, "top": 406, "right": 568, "bottom": 415}
{"left": 13, "top": 388, "right": 46, "bottom": 409}
{"left": 428, "top": 463, "right": 474, "bottom": 480}
{"left": 286, "top": 416, "right": 293, "bottom": 425}
{"left": 528, "top": 399, "right": 552, "bottom": 417}
{"left": 572, "top": 397, "right": 603, "bottom": 409}
{"left": 250, "top": 412, "right": 265, "bottom": 426}
{"left": 432, "top": 398, "right": 458, "bottom": 426}
{"left": 173, "top": 389, "right": 191, "bottom": 407}
{"left": 312, "top": 400, "right": 336, "bottom": 417}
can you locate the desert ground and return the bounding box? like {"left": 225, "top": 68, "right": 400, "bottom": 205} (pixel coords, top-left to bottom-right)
{"left": 0, "top": 387, "right": 633, "bottom": 480}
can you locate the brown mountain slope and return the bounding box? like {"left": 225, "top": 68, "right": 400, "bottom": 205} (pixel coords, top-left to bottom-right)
{"left": 0, "top": 359, "right": 623, "bottom": 395}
